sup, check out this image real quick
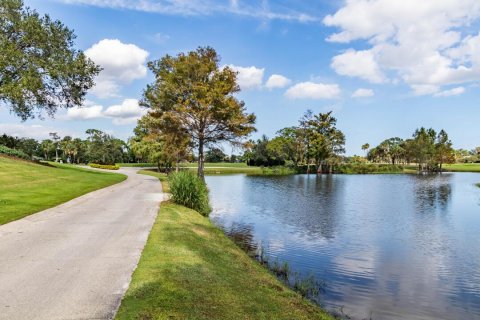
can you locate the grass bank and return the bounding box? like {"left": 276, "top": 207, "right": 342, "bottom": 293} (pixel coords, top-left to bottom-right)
{"left": 443, "top": 163, "right": 480, "bottom": 172}
{"left": 0, "top": 156, "right": 126, "bottom": 225}
{"left": 115, "top": 201, "right": 333, "bottom": 320}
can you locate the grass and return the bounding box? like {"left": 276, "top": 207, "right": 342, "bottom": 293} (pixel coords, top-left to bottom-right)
{"left": 115, "top": 201, "right": 334, "bottom": 320}
{"left": 442, "top": 163, "right": 480, "bottom": 172}
{"left": 0, "top": 156, "right": 126, "bottom": 225}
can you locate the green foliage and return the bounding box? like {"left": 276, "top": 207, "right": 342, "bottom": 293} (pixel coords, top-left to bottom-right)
{"left": 204, "top": 147, "right": 227, "bottom": 162}
{"left": 141, "top": 46, "right": 256, "bottom": 178}
{"left": 335, "top": 163, "right": 404, "bottom": 174}
{"left": 0, "top": 144, "right": 29, "bottom": 159}
{"left": 168, "top": 171, "right": 211, "bottom": 216}
{"left": 89, "top": 163, "right": 120, "bottom": 170}
{"left": 0, "top": 0, "right": 100, "bottom": 120}
{"left": 85, "top": 129, "right": 125, "bottom": 165}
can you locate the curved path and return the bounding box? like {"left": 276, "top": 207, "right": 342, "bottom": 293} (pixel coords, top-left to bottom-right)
{"left": 0, "top": 168, "right": 163, "bottom": 320}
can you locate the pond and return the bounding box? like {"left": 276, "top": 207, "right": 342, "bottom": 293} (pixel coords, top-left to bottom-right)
{"left": 206, "top": 173, "right": 480, "bottom": 320}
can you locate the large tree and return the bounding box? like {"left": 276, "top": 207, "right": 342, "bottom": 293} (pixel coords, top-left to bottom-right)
{"left": 0, "top": 0, "right": 100, "bottom": 120}
{"left": 141, "top": 46, "right": 256, "bottom": 179}
{"left": 307, "top": 111, "right": 346, "bottom": 173}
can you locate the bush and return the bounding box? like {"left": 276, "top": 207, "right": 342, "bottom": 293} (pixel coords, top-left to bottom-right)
{"left": 168, "top": 171, "right": 211, "bottom": 216}
{"left": 335, "top": 163, "right": 403, "bottom": 174}
{"left": 89, "top": 163, "right": 120, "bottom": 170}
{"left": 0, "top": 145, "right": 30, "bottom": 160}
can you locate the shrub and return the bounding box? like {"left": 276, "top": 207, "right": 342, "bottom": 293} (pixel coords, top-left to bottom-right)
{"left": 89, "top": 163, "right": 120, "bottom": 170}
{"left": 0, "top": 145, "right": 30, "bottom": 160}
{"left": 168, "top": 171, "right": 211, "bottom": 216}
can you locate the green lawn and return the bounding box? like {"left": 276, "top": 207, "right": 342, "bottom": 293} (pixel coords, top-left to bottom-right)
{"left": 443, "top": 163, "right": 480, "bottom": 172}
{"left": 0, "top": 156, "right": 126, "bottom": 225}
{"left": 115, "top": 201, "right": 333, "bottom": 320}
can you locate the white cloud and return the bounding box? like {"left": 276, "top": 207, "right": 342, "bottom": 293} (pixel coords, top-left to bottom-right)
{"left": 352, "top": 88, "right": 374, "bottom": 98}
{"left": 66, "top": 105, "right": 104, "bottom": 120}
{"left": 64, "top": 99, "right": 147, "bottom": 125}
{"left": 85, "top": 39, "right": 149, "bottom": 98}
{"left": 104, "top": 99, "right": 147, "bottom": 123}
{"left": 324, "top": 0, "right": 480, "bottom": 94}
{"left": 411, "top": 84, "right": 440, "bottom": 96}
{"left": 434, "top": 86, "right": 465, "bottom": 97}
{"left": 0, "top": 124, "right": 75, "bottom": 140}
{"left": 227, "top": 65, "right": 265, "bottom": 90}
{"left": 285, "top": 82, "right": 340, "bottom": 99}
{"left": 58, "top": 0, "right": 319, "bottom": 23}
{"left": 265, "top": 74, "right": 291, "bottom": 89}
{"left": 331, "top": 49, "right": 385, "bottom": 83}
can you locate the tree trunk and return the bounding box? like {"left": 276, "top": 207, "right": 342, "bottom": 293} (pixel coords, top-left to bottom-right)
{"left": 197, "top": 139, "right": 205, "bottom": 180}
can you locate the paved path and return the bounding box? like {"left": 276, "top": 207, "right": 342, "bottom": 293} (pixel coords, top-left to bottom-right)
{"left": 0, "top": 168, "right": 163, "bottom": 320}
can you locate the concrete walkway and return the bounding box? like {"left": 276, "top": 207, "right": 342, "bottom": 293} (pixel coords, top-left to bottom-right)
{"left": 0, "top": 168, "right": 163, "bottom": 320}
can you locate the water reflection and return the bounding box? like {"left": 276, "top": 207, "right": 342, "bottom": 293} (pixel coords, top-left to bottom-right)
{"left": 412, "top": 174, "right": 452, "bottom": 214}
{"left": 206, "top": 173, "right": 480, "bottom": 320}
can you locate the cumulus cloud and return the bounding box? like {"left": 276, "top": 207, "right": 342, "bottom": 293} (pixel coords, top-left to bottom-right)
{"left": 104, "top": 99, "right": 148, "bottom": 123}
{"left": 434, "top": 86, "right": 465, "bottom": 97}
{"left": 331, "top": 49, "right": 385, "bottom": 83}
{"left": 265, "top": 74, "right": 291, "bottom": 89}
{"left": 85, "top": 39, "right": 149, "bottom": 98}
{"left": 66, "top": 105, "right": 104, "bottom": 120}
{"left": 352, "top": 88, "right": 374, "bottom": 98}
{"left": 227, "top": 65, "right": 265, "bottom": 90}
{"left": 64, "top": 99, "right": 147, "bottom": 125}
{"left": 0, "top": 124, "right": 75, "bottom": 140}
{"left": 285, "top": 82, "right": 340, "bottom": 99}
{"left": 324, "top": 0, "right": 480, "bottom": 95}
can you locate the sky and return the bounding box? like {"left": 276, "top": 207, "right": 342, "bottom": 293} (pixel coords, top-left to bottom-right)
{"left": 1, "top": 0, "right": 480, "bottom": 155}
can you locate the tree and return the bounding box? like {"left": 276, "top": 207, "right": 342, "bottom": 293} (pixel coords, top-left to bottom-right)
{"left": 18, "top": 137, "right": 38, "bottom": 159}
{"left": 49, "top": 132, "right": 60, "bottom": 162}
{"left": 85, "top": 129, "right": 125, "bottom": 165}
{"left": 141, "top": 46, "right": 256, "bottom": 179}
{"left": 307, "top": 111, "right": 346, "bottom": 173}
{"left": 131, "top": 114, "right": 190, "bottom": 171}
{"left": 361, "top": 143, "right": 370, "bottom": 157}
{"left": 0, "top": 0, "right": 100, "bottom": 120}
{"left": 205, "top": 148, "right": 227, "bottom": 163}
{"left": 434, "top": 130, "right": 455, "bottom": 171}
{"left": 39, "top": 139, "right": 54, "bottom": 160}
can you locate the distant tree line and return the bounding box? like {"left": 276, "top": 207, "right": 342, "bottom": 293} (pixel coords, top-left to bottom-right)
{"left": 366, "top": 128, "right": 456, "bottom": 171}
{"left": 242, "top": 110, "right": 346, "bottom": 173}
{"left": 0, "top": 130, "right": 132, "bottom": 165}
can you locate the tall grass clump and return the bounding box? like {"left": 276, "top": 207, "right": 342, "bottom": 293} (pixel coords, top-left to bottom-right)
{"left": 168, "top": 171, "right": 211, "bottom": 216}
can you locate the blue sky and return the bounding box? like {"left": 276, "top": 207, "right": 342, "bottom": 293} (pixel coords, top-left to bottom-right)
{"left": 1, "top": 0, "right": 480, "bottom": 155}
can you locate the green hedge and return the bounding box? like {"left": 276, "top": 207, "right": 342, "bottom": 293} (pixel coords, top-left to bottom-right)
{"left": 89, "top": 163, "right": 120, "bottom": 170}
{"left": 0, "top": 145, "right": 30, "bottom": 160}
{"left": 335, "top": 163, "right": 404, "bottom": 174}
{"left": 168, "top": 171, "right": 211, "bottom": 216}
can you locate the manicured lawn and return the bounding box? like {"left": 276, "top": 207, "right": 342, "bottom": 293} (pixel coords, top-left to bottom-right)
{"left": 115, "top": 201, "right": 333, "bottom": 320}
{"left": 0, "top": 156, "right": 126, "bottom": 225}
{"left": 443, "top": 163, "right": 480, "bottom": 172}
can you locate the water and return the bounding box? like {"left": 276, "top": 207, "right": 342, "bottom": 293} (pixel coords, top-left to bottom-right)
{"left": 206, "top": 173, "right": 480, "bottom": 320}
